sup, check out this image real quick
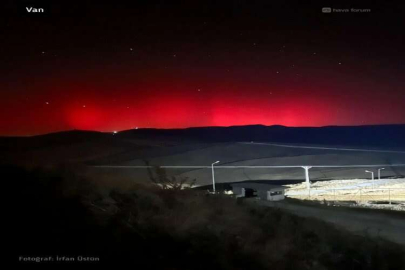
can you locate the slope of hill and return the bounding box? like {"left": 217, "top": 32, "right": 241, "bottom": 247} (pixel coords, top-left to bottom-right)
{"left": 1, "top": 125, "right": 404, "bottom": 174}
{"left": 118, "top": 124, "right": 405, "bottom": 148}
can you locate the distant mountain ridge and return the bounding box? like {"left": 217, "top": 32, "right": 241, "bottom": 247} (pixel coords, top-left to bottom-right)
{"left": 1, "top": 124, "right": 405, "bottom": 149}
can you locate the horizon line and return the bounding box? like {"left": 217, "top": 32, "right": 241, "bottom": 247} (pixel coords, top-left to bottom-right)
{"left": 2, "top": 122, "right": 405, "bottom": 138}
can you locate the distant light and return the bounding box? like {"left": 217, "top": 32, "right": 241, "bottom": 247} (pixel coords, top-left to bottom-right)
{"left": 135, "top": 127, "right": 138, "bottom": 129}
{"left": 45, "top": 102, "right": 49, "bottom": 105}
{"left": 113, "top": 131, "right": 118, "bottom": 134}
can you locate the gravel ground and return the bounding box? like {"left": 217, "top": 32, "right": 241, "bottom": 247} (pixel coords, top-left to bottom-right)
{"left": 253, "top": 199, "right": 405, "bottom": 246}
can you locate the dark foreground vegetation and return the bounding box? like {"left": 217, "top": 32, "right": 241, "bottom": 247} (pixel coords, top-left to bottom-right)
{"left": 7, "top": 165, "right": 405, "bottom": 269}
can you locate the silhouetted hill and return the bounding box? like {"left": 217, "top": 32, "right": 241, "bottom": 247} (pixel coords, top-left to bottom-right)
{"left": 0, "top": 130, "right": 142, "bottom": 165}
{"left": 1, "top": 125, "right": 405, "bottom": 150}
{"left": 0, "top": 130, "right": 113, "bottom": 151}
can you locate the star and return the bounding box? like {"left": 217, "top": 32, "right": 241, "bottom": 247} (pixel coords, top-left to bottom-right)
{"left": 82, "top": 105, "right": 86, "bottom": 108}
{"left": 45, "top": 102, "right": 49, "bottom": 105}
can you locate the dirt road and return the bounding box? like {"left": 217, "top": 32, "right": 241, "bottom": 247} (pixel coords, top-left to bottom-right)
{"left": 254, "top": 200, "right": 405, "bottom": 246}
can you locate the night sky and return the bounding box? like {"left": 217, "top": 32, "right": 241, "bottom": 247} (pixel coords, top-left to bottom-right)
{"left": 1, "top": 1, "right": 404, "bottom": 136}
